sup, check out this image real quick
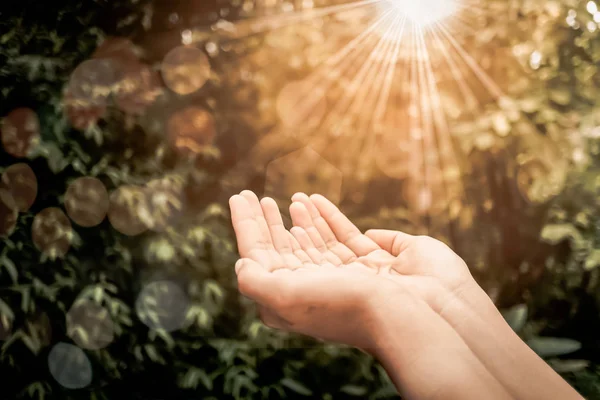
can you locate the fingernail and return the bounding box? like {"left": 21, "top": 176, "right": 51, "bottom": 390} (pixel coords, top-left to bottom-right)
{"left": 235, "top": 259, "right": 243, "bottom": 274}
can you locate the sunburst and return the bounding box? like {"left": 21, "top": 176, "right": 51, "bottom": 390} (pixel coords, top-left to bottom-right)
{"left": 212, "top": 0, "right": 519, "bottom": 235}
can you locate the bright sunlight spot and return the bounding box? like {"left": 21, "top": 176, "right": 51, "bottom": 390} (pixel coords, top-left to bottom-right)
{"left": 382, "top": 0, "right": 460, "bottom": 27}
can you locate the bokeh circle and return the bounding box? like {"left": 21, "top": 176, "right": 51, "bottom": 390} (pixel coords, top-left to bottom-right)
{"left": 32, "top": 208, "right": 72, "bottom": 258}
{"left": 67, "top": 299, "right": 114, "bottom": 350}
{"left": 135, "top": 280, "right": 189, "bottom": 332}
{"left": 167, "top": 106, "right": 216, "bottom": 156}
{"left": 0, "top": 189, "right": 18, "bottom": 238}
{"left": 48, "top": 343, "right": 93, "bottom": 389}
{"left": 108, "top": 185, "right": 151, "bottom": 236}
{"left": 1, "top": 163, "right": 38, "bottom": 212}
{"left": 65, "top": 177, "right": 109, "bottom": 227}
{"left": 1, "top": 108, "right": 41, "bottom": 158}
{"left": 161, "top": 46, "right": 211, "bottom": 95}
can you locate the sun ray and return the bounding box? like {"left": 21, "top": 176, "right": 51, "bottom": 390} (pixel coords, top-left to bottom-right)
{"left": 275, "top": 9, "right": 396, "bottom": 143}
{"left": 436, "top": 22, "right": 505, "bottom": 100}
{"left": 221, "top": 0, "right": 528, "bottom": 239}
{"left": 317, "top": 12, "right": 399, "bottom": 135}
{"left": 418, "top": 28, "right": 461, "bottom": 208}
{"left": 347, "top": 15, "right": 407, "bottom": 172}
{"left": 348, "top": 15, "right": 406, "bottom": 131}
{"left": 361, "top": 13, "right": 407, "bottom": 160}
{"left": 213, "top": 0, "right": 382, "bottom": 40}
{"left": 428, "top": 27, "right": 481, "bottom": 113}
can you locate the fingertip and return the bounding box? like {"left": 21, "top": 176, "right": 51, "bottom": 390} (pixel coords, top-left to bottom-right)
{"left": 235, "top": 259, "right": 243, "bottom": 274}
{"left": 291, "top": 192, "right": 308, "bottom": 201}
{"left": 260, "top": 197, "right": 279, "bottom": 211}
{"left": 240, "top": 190, "right": 258, "bottom": 199}
{"left": 289, "top": 202, "right": 311, "bottom": 220}
{"left": 260, "top": 196, "right": 273, "bottom": 205}
{"left": 229, "top": 194, "right": 241, "bottom": 205}
{"left": 289, "top": 201, "right": 305, "bottom": 212}
{"left": 289, "top": 225, "right": 302, "bottom": 235}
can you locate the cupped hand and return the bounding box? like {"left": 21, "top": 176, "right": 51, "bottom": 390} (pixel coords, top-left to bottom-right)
{"left": 288, "top": 192, "right": 583, "bottom": 400}
{"left": 288, "top": 192, "right": 475, "bottom": 315}
{"left": 229, "top": 190, "right": 514, "bottom": 400}
{"left": 229, "top": 190, "right": 410, "bottom": 349}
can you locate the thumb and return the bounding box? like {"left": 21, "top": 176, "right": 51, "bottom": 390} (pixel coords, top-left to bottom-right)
{"left": 364, "top": 229, "right": 413, "bottom": 256}
{"left": 235, "top": 258, "right": 274, "bottom": 305}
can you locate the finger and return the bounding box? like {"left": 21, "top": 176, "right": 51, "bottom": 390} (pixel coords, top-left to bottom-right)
{"left": 290, "top": 226, "right": 329, "bottom": 265}
{"left": 287, "top": 231, "right": 313, "bottom": 265}
{"left": 309, "top": 194, "right": 380, "bottom": 256}
{"left": 260, "top": 197, "right": 291, "bottom": 253}
{"left": 235, "top": 258, "right": 276, "bottom": 305}
{"left": 238, "top": 192, "right": 284, "bottom": 271}
{"left": 291, "top": 193, "right": 357, "bottom": 264}
{"left": 240, "top": 190, "right": 274, "bottom": 250}
{"left": 229, "top": 195, "right": 272, "bottom": 265}
{"left": 289, "top": 202, "right": 343, "bottom": 265}
{"left": 365, "top": 229, "right": 414, "bottom": 256}
{"left": 261, "top": 197, "right": 303, "bottom": 269}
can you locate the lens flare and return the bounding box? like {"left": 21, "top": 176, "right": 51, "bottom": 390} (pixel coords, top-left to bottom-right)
{"left": 379, "top": 0, "right": 459, "bottom": 27}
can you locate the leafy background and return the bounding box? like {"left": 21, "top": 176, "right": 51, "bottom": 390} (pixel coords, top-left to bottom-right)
{"left": 1, "top": 0, "right": 600, "bottom": 398}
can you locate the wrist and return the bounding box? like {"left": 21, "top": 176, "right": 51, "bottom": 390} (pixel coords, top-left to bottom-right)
{"left": 432, "top": 278, "right": 584, "bottom": 400}
{"left": 362, "top": 282, "right": 512, "bottom": 400}
{"left": 361, "top": 281, "right": 421, "bottom": 355}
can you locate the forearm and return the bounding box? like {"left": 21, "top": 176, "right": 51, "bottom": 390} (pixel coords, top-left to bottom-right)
{"left": 366, "top": 292, "right": 512, "bottom": 400}
{"left": 438, "top": 281, "right": 584, "bottom": 400}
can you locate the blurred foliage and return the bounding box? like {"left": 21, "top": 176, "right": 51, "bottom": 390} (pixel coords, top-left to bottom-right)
{"left": 0, "top": 0, "right": 599, "bottom": 399}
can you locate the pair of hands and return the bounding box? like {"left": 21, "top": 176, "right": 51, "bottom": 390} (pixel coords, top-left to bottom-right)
{"left": 229, "top": 191, "right": 582, "bottom": 400}
{"left": 229, "top": 190, "right": 469, "bottom": 346}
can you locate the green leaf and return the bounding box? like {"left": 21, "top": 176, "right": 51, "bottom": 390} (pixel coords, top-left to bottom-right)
{"left": 204, "top": 280, "right": 224, "bottom": 303}
{"left": 25, "top": 381, "right": 47, "bottom": 400}
{"left": 584, "top": 249, "right": 600, "bottom": 271}
{"left": 527, "top": 337, "right": 581, "bottom": 358}
{"left": 340, "top": 384, "right": 368, "bottom": 396}
{"left": 20, "top": 287, "right": 31, "bottom": 313}
{"left": 0, "top": 298, "right": 15, "bottom": 320}
{"left": 540, "top": 224, "right": 582, "bottom": 245}
{"left": 180, "top": 367, "right": 213, "bottom": 390}
{"left": 1, "top": 256, "right": 18, "bottom": 284}
{"left": 144, "top": 344, "right": 164, "bottom": 364}
{"left": 548, "top": 359, "right": 589, "bottom": 373}
{"left": 501, "top": 304, "right": 528, "bottom": 333}
{"left": 281, "top": 378, "right": 313, "bottom": 396}
{"left": 22, "top": 334, "right": 41, "bottom": 354}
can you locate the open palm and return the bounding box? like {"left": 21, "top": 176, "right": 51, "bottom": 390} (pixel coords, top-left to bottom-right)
{"left": 229, "top": 191, "right": 411, "bottom": 348}
{"left": 229, "top": 190, "right": 476, "bottom": 346}
{"left": 287, "top": 192, "right": 476, "bottom": 310}
{"left": 231, "top": 191, "right": 582, "bottom": 400}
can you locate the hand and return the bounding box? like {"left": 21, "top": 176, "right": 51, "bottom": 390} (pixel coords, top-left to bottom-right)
{"left": 289, "top": 193, "right": 474, "bottom": 315}
{"left": 290, "top": 192, "right": 583, "bottom": 400}
{"left": 229, "top": 190, "right": 513, "bottom": 400}
{"left": 229, "top": 190, "right": 405, "bottom": 349}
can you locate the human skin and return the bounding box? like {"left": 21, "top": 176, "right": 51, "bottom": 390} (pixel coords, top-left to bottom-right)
{"left": 229, "top": 190, "right": 582, "bottom": 399}
{"left": 290, "top": 192, "right": 583, "bottom": 400}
